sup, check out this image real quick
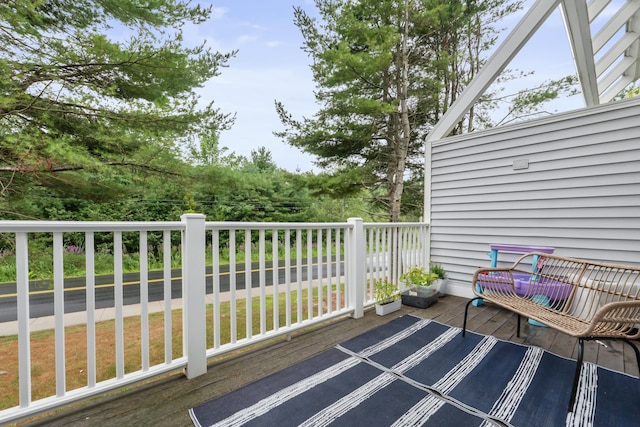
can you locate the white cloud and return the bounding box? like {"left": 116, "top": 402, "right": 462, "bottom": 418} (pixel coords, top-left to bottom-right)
{"left": 265, "top": 40, "right": 283, "bottom": 48}
{"left": 210, "top": 7, "right": 228, "bottom": 20}
{"left": 236, "top": 34, "right": 260, "bottom": 45}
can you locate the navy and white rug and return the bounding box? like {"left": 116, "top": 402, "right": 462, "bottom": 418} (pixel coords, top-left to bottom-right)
{"left": 189, "top": 315, "right": 640, "bottom": 426}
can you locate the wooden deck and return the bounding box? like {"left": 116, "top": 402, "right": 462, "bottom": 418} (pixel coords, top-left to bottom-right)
{"left": 19, "top": 295, "right": 640, "bottom": 427}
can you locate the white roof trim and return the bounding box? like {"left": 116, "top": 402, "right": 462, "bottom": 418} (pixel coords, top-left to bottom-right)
{"left": 562, "top": 0, "right": 599, "bottom": 105}
{"left": 588, "top": 0, "right": 612, "bottom": 20}
{"left": 596, "top": 32, "right": 637, "bottom": 76}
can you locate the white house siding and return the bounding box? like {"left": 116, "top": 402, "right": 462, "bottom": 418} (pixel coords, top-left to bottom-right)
{"left": 429, "top": 97, "right": 640, "bottom": 298}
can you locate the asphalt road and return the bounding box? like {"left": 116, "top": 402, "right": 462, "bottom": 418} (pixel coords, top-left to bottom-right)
{"left": 0, "top": 259, "right": 341, "bottom": 322}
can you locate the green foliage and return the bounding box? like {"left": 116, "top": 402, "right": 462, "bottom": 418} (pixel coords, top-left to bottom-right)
{"left": 277, "top": 0, "right": 577, "bottom": 222}
{"left": 190, "top": 159, "right": 321, "bottom": 223}
{"left": 430, "top": 262, "right": 447, "bottom": 279}
{"left": 619, "top": 84, "right": 640, "bottom": 99}
{"left": 374, "top": 278, "right": 400, "bottom": 305}
{"left": 0, "top": 235, "right": 185, "bottom": 283}
{"left": 277, "top": 0, "right": 416, "bottom": 222}
{"left": 186, "top": 130, "right": 244, "bottom": 167}
{"left": 0, "top": 0, "right": 235, "bottom": 214}
{"left": 277, "top": 0, "right": 516, "bottom": 222}
{"left": 248, "top": 147, "right": 278, "bottom": 173}
{"left": 400, "top": 265, "right": 437, "bottom": 287}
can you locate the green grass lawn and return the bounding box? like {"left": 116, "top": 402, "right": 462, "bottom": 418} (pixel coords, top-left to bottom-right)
{"left": 0, "top": 285, "right": 344, "bottom": 410}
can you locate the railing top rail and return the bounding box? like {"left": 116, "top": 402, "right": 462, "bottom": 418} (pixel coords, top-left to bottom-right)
{"left": 0, "top": 221, "right": 184, "bottom": 233}
{"left": 363, "top": 222, "right": 429, "bottom": 228}
{"left": 205, "top": 221, "right": 355, "bottom": 230}
{"left": 0, "top": 220, "right": 429, "bottom": 234}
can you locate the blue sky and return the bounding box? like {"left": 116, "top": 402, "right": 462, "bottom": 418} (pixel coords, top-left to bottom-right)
{"left": 192, "top": 1, "right": 319, "bottom": 172}
{"left": 190, "top": 0, "right": 594, "bottom": 172}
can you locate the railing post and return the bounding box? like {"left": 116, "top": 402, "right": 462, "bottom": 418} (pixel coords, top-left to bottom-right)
{"left": 347, "top": 218, "right": 365, "bottom": 319}
{"left": 181, "top": 213, "right": 207, "bottom": 378}
{"left": 16, "top": 232, "right": 31, "bottom": 408}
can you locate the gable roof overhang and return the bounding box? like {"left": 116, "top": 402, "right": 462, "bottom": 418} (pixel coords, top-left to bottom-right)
{"left": 425, "top": 0, "right": 640, "bottom": 144}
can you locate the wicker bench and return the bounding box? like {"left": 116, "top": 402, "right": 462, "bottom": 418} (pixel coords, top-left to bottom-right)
{"left": 462, "top": 252, "right": 640, "bottom": 412}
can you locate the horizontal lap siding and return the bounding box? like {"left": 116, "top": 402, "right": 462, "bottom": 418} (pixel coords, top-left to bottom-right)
{"left": 429, "top": 97, "right": 640, "bottom": 289}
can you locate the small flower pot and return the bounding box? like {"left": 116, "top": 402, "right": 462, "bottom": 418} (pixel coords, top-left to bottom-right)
{"left": 434, "top": 278, "right": 448, "bottom": 296}
{"left": 375, "top": 299, "right": 401, "bottom": 316}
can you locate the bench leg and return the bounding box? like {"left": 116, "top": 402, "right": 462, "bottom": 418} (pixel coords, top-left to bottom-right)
{"left": 569, "top": 337, "right": 640, "bottom": 413}
{"left": 517, "top": 314, "right": 521, "bottom": 338}
{"left": 568, "top": 338, "right": 585, "bottom": 412}
{"left": 462, "top": 297, "right": 483, "bottom": 337}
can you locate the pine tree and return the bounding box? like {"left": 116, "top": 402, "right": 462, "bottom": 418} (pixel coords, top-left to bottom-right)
{"left": 0, "top": 0, "right": 235, "bottom": 213}
{"left": 276, "top": 0, "right": 573, "bottom": 221}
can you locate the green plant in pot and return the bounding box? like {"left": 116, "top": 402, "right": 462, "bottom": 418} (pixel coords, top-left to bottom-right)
{"left": 400, "top": 266, "right": 438, "bottom": 291}
{"left": 430, "top": 262, "right": 448, "bottom": 295}
{"left": 374, "top": 278, "right": 401, "bottom": 315}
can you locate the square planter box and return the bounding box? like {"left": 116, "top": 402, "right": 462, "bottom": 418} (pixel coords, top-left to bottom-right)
{"left": 401, "top": 288, "right": 438, "bottom": 309}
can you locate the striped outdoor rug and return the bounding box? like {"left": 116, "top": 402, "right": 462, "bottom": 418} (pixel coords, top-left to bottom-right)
{"left": 189, "top": 315, "right": 640, "bottom": 426}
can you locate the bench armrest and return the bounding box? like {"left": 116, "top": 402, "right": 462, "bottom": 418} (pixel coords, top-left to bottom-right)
{"left": 588, "top": 301, "right": 640, "bottom": 339}
{"left": 472, "top": 268, "right": 524, "bottom": 296}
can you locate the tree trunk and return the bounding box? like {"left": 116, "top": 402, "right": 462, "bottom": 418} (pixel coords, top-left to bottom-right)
{"left": 389, "top": 0, "right": 411, "bottom": 223}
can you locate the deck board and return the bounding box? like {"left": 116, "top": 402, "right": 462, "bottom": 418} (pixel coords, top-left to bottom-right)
{"left": 20, "top": 295, "right": 640, "bottom": 427}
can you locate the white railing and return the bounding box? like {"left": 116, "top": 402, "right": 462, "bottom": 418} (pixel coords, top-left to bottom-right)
{"left": 0, "top": 216, "right": 428, "bottom": 424}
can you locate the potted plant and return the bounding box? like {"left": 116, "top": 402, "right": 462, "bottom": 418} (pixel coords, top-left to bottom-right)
{"left": 430, "top": 262, "right": 448, "bottom": 295}
{"left": 400, "top": 266, "right": 438, "bottom": 292}
{"left": 399, "top": 266, "right": 439, "bottom": 308}
{"left": 374, "top": 278, "right": 401, "bottom": 315}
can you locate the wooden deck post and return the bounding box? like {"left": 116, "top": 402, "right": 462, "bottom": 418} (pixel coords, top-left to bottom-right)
{"left": 348, "top": 218, "right": 365, "bottom": 319}
{"left": 181, "top": 214, "right": 207, "bottom": 378}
